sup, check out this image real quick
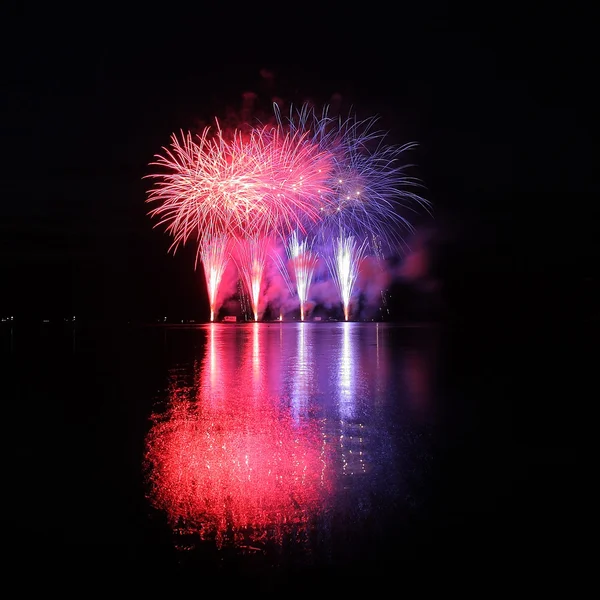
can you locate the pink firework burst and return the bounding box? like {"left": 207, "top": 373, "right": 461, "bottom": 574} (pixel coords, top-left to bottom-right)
{"left": 145, "top": 124, "right": 335, "bottom": 249}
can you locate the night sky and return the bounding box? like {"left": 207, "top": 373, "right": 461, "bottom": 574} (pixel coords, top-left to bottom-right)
{"left": 1, "top": 3, "right": 596, "bottom": 323}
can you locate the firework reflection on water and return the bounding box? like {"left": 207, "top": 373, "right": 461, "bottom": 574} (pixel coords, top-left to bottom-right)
{"left": 143, "top": 323, "right": 431, "bottom": 557}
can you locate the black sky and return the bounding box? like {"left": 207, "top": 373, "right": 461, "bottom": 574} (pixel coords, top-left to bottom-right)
{"left": 1, "top": 3, "right": 597, "bottom": 322}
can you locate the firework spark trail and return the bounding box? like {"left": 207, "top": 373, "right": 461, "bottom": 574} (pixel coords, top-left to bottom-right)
{"left": 326, "top": 232, "right": 368, "bottom": 321}
{"left": 235, "top": 236, "right": 270, "bottom": 321}
{"left": 198, "top": 234, "right": 231, "bottom": 322}
{"left": 286, "top": 230, "right": 319, "bottom": 321}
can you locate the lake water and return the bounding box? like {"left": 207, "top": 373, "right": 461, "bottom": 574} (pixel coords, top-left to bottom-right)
{"left": 3, "top": 319, "right": 582, "bottom": 586}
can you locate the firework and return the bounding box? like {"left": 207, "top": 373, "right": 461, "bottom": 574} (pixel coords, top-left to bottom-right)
{"left": 146, "top": 102, "right": 430, "bottom": 321}
{"left": 234, "top": 236, "right": 271, "bottom": 321}
{"left": 198, "top": 234, "right": 231, "bottom": 322}
{"left": 285, "top": 230, "right": 319, "bottom": 321}
{"left": 326, "top": 232, "right": 368, "bottom": 321}
{"left": 274, "top": 103, "right": 431, "bottom": 255}
{"left": 145, "top": 124, "right": 335, "bottom": 249}
{"left": 145, "top": 127, "right": 237, "bottom": 250}
{"left": 247, "top": 126, "right": 334, "bottom": 238}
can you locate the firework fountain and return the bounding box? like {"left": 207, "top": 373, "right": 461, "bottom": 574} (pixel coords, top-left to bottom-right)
{"left": 326, "top": 232, "right": 368, "bottom": 321}
{"left": 199, "top": 234, "right": 230, "bottom": 322}
{"left": 234, "top": 236, "right": 271, "bottom": 322}
{"left": 286, "top": 230, "right": 319, "bottom": 321}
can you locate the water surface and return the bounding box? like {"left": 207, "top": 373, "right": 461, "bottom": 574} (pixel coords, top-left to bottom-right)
{"left": 4, "top": 319, "right": 581, "bottom": 583}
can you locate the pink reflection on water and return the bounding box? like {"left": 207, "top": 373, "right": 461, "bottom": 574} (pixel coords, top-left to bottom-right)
{"left": 145, "top": 324, "right": 332, "bottom": 549}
